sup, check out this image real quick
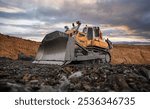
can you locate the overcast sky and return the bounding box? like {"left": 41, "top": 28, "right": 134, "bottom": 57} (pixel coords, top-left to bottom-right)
{"left": 0, "top": 0, "right": 150, "bottom": 43}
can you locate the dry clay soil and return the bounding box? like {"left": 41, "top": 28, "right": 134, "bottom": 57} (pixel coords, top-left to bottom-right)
{"left": 0, "top": 34, "right": 150, "bottom": 64}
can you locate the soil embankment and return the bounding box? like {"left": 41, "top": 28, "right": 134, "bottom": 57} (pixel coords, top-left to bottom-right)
{"left": 111, "top": 45, "right": 150, "bottom": 64}
{"left": 0, "top": 34, "right": 40, "bottom": 60}
{"left": 0, "top": 34, "right": 150, "bottom": 64}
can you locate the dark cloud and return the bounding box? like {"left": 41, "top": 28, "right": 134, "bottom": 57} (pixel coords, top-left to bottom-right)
{"left": 35, "top": 0, "right": 150, "bottom": 38}
{"left": 0, "top": 0, "right": 150, "bottom": 41}
{"left": 0, "top": 11, "right": 30, "bottom": 19}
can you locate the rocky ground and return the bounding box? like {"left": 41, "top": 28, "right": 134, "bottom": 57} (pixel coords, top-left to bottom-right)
{"left": 0, "top": 57, "right": 150, "bottom": 92}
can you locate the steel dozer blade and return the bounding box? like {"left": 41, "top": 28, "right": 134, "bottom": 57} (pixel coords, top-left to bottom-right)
{"left": 33, "top": 31, "right": 75, "bottom": 65}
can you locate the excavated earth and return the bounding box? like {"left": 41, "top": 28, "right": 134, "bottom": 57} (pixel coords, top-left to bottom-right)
{"left": 0, "top": 57, "right": 150, "bottom": 92}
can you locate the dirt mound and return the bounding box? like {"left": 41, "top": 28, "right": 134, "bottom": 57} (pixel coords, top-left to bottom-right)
{"left": 0, "top": 34, "right": 40, "bottom": 60}
{"left": 0, "top": 34, "right": 150, "bottom": 64}
{"left": 111, "top": 45, "right": 150, "bottom": 64}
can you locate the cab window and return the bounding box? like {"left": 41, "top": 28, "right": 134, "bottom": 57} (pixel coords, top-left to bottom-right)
{"left": 87, "top": 27, "right": 93, "bottom": 40}
{"left": 94, "top": 27, "right": 100, "bottom": 37}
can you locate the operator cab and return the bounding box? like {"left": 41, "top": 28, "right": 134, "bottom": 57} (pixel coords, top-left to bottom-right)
{"left": 83, "top": 26, "right": 102, "bottom": 40}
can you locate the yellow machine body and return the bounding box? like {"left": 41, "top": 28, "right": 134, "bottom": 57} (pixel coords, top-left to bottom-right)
{"left": 34, "top": 21, "right": 113, "bottom": 65}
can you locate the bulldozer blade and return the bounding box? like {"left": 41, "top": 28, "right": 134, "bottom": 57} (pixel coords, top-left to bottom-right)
{"left": 33, "top": 31, "right": 74, "bottom": 65}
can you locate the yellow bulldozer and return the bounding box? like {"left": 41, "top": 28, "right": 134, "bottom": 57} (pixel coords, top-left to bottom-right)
{"left": 34, "top": 21, "right": 113, "bottom": 65}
